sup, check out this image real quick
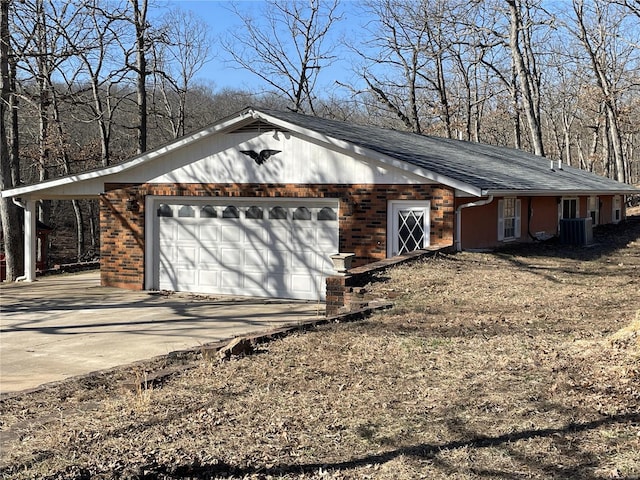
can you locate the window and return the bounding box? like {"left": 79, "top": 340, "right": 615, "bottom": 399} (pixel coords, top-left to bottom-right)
{"left": 387, "top": 201, "right": 430, "bottom": 257}
{"left": 562, "top": 198, "right": 578, "bottom": 219}
{"left": 318, "top": 207, "right": 337, "bottom": 221}
{"left": 293, "top": 206, "right": 311, "bottom": 220}
{"left": 246, "top": 206, "right": 263, "bottom": 219}
{"left": 222, "top": 206, "right": 240, "bottom": 218}
{"left": 269, "top": 206, "right": 287, "bottom": 219}
{"left": 201, "top": 205, "right": 217, "bottom": 218}
{"left": 613, "top": 196, "right": 622, "bottom": 223}
{"left": 397, "top": 209, "right": 425, "bottom": 253}
{"left": 178, "top": 205, "right": 195, "bottom": 218}
{"left": 498, "top": 198, "right": 521, "bottom": 241}
{"left": 587, "top": 196, "right": 599, "bottom": 226}
{"left": 157, "top": 204, "right": 173, "bottom": 217}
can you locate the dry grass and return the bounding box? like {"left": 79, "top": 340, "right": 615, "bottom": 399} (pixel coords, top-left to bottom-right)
{"left": 1, "top": 218, "right": 639, "bottom": 479}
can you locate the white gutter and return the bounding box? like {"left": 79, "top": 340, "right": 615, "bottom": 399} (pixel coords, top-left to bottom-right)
{"left": 455, "top": 195, "right": 494, "bottom": 251}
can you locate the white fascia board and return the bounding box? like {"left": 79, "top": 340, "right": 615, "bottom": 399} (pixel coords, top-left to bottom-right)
{"left": 252, "top": 110, "right": 483, "bottom": 197}
{"left": 486, "top": 188, "right": 640, "bottom": 197}
{"left": 1, "top": 111, "right": 256, "bottom": 200}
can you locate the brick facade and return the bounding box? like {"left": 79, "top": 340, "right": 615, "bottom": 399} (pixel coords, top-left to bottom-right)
{"left": 100, "top": 183, "right": 455, "bottom": 291}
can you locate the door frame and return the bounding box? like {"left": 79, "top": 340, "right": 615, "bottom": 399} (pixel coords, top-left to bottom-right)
{"left": 387, "top": 200, "right": 431, "bottom": 257}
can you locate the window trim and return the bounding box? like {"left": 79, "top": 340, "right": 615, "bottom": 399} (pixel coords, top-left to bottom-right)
{"left": 612, "top": 195, "right": 622, "bottom": 224}
{"left": 560, "top": 197, "right": 579, "bottom": 220}
{"left": 587, "top": 196, "right": 599, "bottom": 226}
{"left": 387, "top": 200, "right": 430, "bottom": 257}
{"left": 497, "top": 197, "right": 521, "bottom": 241}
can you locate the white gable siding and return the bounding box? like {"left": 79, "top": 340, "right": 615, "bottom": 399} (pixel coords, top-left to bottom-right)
{"left": 131, "top": 132, "right": 432, "bottom": 185}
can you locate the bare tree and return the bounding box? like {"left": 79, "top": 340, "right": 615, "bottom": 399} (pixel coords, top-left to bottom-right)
{"left": 127, "top": 0, "right": 149, "bottom": 154}
{"left": 568, "top": 0, "right": 633, "bottom": 183}
{"left": 223, "top": 0, "right": 341, "bottom": 114}
{"left": 152, "top": 8, "right": 212, "bottom": 138}
{"left": 506, "top": 0, "right": 545, "bottom": 156}
{"left": 349, "top": 0, "right": 431, "bottom": 133}
{"left": 64, "top": 0, "right": 130, "bottom": 167}
{"left": 0, "top": 0, "right": 23, "bottom": 281}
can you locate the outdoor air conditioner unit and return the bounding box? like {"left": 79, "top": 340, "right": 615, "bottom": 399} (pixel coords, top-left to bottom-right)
{"left": 559, "top": 218, "right": 593, "bottom": 246}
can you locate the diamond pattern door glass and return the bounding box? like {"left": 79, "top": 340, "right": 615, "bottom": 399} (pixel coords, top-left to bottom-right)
{"left": 398, "top": 209, "right": 425, "bottom": 254}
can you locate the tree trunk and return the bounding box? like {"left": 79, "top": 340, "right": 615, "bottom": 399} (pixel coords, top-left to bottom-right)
{"left": 507, "top": 0, "right": 545, "bottom": 156}
{"left": 0, "top": 0, "right": 23, "bottom": 281}
{"left": 572, "top": 0, "right": 626, "bottom": 183}
{"left": 131, "top": 0, "right": 148, "bottom": 154}
{"left": 510, "top": 67, "right": 522, "bottom": 150}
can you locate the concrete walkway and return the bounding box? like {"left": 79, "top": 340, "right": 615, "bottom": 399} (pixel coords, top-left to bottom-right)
{"left": 0, "top": 272, "right": 324, "bottom": 393}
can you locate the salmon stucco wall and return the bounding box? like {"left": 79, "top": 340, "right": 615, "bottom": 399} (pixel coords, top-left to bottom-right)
{"left": 456, "top": 199, "right": 500, "bottom": 249}
{"left": 456, "top": 194, "right": 626, "bottom": 250}
{"left": 100, "top": 183, "right": 455, "bottom": 291}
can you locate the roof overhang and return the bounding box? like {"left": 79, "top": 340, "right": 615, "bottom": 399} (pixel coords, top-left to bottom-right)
{"left": 0, "top": 110, "right": 257, "bottom": 200}
{"left": 3, "top": 107, "right": 637, "bottom": 201}
{"left": 251, "top": 110, "right": 484, "bottom": 197}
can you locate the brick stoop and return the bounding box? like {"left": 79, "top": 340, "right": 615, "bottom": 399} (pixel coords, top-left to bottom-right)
{"left": 325, "top": 245, "right": 451, "bottom": 316}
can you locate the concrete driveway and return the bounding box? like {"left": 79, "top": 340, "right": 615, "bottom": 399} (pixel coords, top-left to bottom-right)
{"left": 0, "top": 271, "right": 324, "bottom": 393}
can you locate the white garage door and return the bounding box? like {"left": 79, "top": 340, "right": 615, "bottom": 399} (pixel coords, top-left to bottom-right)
{"left": 153, "top": 199, "right": 339, "bottom": 300}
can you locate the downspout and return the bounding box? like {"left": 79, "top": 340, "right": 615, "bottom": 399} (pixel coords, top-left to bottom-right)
{"left": 455, "top": 195, "right": 494, "bottom": 252}
{"left": 12, "top": 197, "right": 37, "bottom": 282}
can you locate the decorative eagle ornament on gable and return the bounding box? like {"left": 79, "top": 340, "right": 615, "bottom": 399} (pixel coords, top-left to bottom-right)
{"left": 240, "top": 149, "right": 282, "bottom": 166}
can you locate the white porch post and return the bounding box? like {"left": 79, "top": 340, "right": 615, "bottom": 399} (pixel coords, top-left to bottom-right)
{"left": 23, "top": 199, "right": 37, "bottom": 282}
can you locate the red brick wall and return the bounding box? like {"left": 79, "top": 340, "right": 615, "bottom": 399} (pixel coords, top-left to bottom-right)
{"left": 100, "top": 185, "right": 145, "bottom": 289}
{"left": 101, "top": 183, "right": 454, "bottom": 290}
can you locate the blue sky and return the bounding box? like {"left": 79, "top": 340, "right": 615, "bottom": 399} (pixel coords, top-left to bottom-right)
{"left": 163, "top": 0, "right": 366, "bottom": 93}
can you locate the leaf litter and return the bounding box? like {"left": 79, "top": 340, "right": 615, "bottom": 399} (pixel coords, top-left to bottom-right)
{"left": 1, "top": 217, "right": 639, "bottom": 479}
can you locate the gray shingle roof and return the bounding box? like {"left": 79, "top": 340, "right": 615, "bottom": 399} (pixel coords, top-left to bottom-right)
{"left": 260, "top": 108, "right": 638, "bottom": 195}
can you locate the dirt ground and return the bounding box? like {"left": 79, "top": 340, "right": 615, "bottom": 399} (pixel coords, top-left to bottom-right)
{"left": 1, "top": 215, "right": 639, "bottom": 480}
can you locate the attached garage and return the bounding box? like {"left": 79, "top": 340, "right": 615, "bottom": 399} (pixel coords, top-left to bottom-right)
{"left": 148, "top": 197, "right": 339, "bottom": 300}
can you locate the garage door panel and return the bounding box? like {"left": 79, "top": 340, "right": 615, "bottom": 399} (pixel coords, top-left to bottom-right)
{"left": 198, "top": 224, "right": 220, "bottom": 243}
{"left": 158, "top": 220, "right": 176, "bottom": 241}
{"left": 244, "top": 224, "right": 268, "bottom": 243}
{"left": 221, "top": 224, "right": 242, "bottom": 243}
{"left": 220, "top": 248, "right": 241, "bottom": 267}
{"left": 244, "top": 270, "right": 266, "bottom": 290}
{"left": 291, "top": 250, "right": 316, "bottom": 273}
{"left": 175, "top": 267, "right": 196, "bottom": 286}
{"left": 159, "top": 265, "right": 176, "bottom": 284}
{"left": 177, "top": 222, "right": 199, "bottom": 241}
{"left": 245, "top": 249, "right": 268, "bottom": 271}
{"left": 158, "top": 246, "right": 176, "bottom": 263}
{"left": 198, "top": 269, "right": 219, "bottom": 287}
{"left": 291, "top": 226, "right": 315, "bottom": 245}
{"left": 317, "top": 227, "right": 338, "bottom": 247}
{"left": 317, "top": 256, "right": 333, "bottom": 271}
{"left": 266, "top": 274, "right": 291, "bottom": 294}
{"left": 291, "top": 274, "right": 314, "bottom": 295}
{"left": 267, "top": 226, "right": 290, "bottom": 246}
{"left": 176, "top": 247, "right": 197, "bottom": 265}
{"left": 199, "top": 247, "right": 219, "bottom": 265}
{"left": 267, "top": 249, "right": 291, "bottom": 272}
{"left": 220, "top": 270, "right": 242, "bottom": 288}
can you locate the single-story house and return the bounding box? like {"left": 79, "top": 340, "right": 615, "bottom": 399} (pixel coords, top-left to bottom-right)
{"left": 1, "top": 107, "right": 638, "bottom": 302}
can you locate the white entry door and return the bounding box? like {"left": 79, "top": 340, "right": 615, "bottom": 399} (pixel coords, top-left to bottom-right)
{"left": 388, "top": 201, "right": 430, "bottom": 257}
{"left": 151, "top": 198, "right": 339, "bottom": 300}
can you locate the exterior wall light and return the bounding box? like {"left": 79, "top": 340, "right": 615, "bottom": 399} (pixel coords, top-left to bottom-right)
{"left": 126, "top": 193, "right": 140, "bottom": 213}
